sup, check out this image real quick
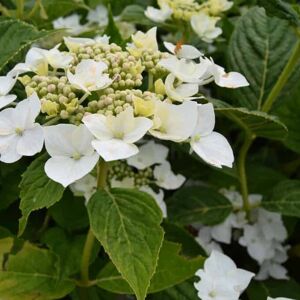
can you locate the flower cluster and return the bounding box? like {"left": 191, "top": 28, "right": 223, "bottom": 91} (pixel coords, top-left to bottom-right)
{"left": 145, "top": 0, "right": 233, "bottom": 43}
{"left": 195, "top": 189, "right": 289, "bottom": 281}
{"left": 0, "top": 27, "right": 247, "bottom": 193}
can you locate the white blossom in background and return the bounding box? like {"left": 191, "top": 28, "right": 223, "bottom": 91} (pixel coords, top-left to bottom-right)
{"left": 131, "top": 27, "right": 159, "bottom": 52}
{"left": 87, "top": 5, "right": 108, "bottom": 26}
{"left": 164, "top": 41, "right": 203, "bottom": 59}
{"left": 190, "top": 103, "right": 234, "bottom": 168}
{"left": 150, "top": 100, "right": 198, "bottom": 142}
{"left": 207, "top": 0, "right": 233, "bottom": 15}
{"left": 53, "top": 14, "right": 88, "bottom": 35}
{"left": 43, "top": 124, "right": 99, "bottom": 187}
{"left": 145, "top": 4, "right": 172, "bottom": 23}
{"left": 67, "top": 59, "right": 112, "bottom": 93}
{"left": 153, "top": 161, "right": 185, "bottom": 190}
{"left": 0, "top": 93, "right": 44, "bottom": 163}
{"left": 194, "top": 251, "right": 254, "bottom": 300}
{"left": 191, "top": 13, "right": 222, "bottom": 43}
{"left": 0, "top": 75, "right": 17, "bottom": 109}
{"left": 64, "top": 36, "right": 110, "bottom": 52}
{"left": 195, "top": 226, "right": 223, "bottom": 255}
{"left": 127, "top": 140, "right": 169, "bottom": 170}
{"left": 70, "top": 174, "right": 97, "bottom": 202}
{"left": 83, "top": 107, "right": 153, "bottom": 161}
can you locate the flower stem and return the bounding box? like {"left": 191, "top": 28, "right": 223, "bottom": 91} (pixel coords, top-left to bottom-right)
{"left": 16, "top": 0, "right": 24, "bottom": 19}
{"left": 148, "top": 73, "right": 154, "bottom": 91}
{"left": 237, "top": 133, "right": 255, "bottom": 216}
{"left": 79, "top": 159, "right": 109, "bottom": 292}
{"left": 262, "top": 39, "right": 300, "bottom": 113}
{"left": 79, "top": 92, "right": 90, "bottom": 104}
{"left": 43, "top": 116, "right": 60, "bottom": 126}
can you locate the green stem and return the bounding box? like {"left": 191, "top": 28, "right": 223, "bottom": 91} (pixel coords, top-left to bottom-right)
{"left": 43, "top": 116, "right": 60, "bottom": 126}
{"left": 148, "top": 73, "right": 154, "bottom": 91}
{"left": 262, "top": 39, "right": 300, "bottom": 113}
{"left": 16, "top": 0, "right": 24, "bottom": 19}
{"left": 79, "top": 160, "right": 109, "bottom": 291}
{"left": 237, "top": 133, "right": 255, "bottom": 216}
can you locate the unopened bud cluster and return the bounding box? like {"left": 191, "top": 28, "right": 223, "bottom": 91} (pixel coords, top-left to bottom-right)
{"left": 139, "top": 49, "right": 169, "bottom": 75}
{"left": 71, "top": 43, "right": 143, "bottom": 90}
{"left": 86, "top": 89, "right": 162, "bottom": 116}
{"left": 23, "top": 75, "right": 85, "bottom": 124}
{"left": 108, "top": 161, "right": 153, "bottom": 188}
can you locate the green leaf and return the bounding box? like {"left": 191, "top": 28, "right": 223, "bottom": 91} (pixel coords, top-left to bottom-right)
{"left": 258, "top": 0, "right": 300, "bottom": 26}
{"left": 275, "top": 84, "right": 300, "bottom": 153}
{"left": 0, "top": 17, "right": 56, "bottom": 72}
{"left": 104, "top": 5, "right": 124, "bottom": 46}
{"left": 41, "top": 227, "right": 99, "bottom": 278}
{"left": 87, "top": 188, "right": 164, "bottom": 300}
{"left": 227, "top": 7, "right": 299, "bottom": 110}
{"left": 96, "top": 241, "right": 204, "bottom": 294}
{"left": 247, "top": 280, "right": 300, "bottom": 300}
{"left": 167, "top": 186, "right": 233, "bottom": 225}
{"left": 0, "top": 237, "right": 14, "bottom": 268}
{"left": 212, "top": 99, "right": 288, "bottom": 140}
{"left": 48, "top": 189, "right": 89, "bottom": 231}
{"left": 18, "top": 154, "right": 65, "bottom": 236}
{"left": 262, "top": 180, "right": 300, "bottom": 217}
{"left": 0, "top": 242, "right": 75, "bottom": 299}
{"left": 149, "top": 279, "right": 199, "bottom": 300}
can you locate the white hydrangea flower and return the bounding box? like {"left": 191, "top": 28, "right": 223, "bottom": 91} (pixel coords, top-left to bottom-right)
{"left": 83, "top": 107, "right": 153, "bottom": 161}
{"left": 127, "top": 140, "right": 169, "bottom": 170}
{"left": 164, "top": 41, "right": 203, "bottom": 59}
{"left": 194, "top": 251, "right": 254, "bottom": 300}
{"left": 195, "top": 227, "right": 223, "bottom": 255}
{"left": 191, "top": 13, "right": 222, "bottom": 43}
{"left": 140, "top": 186, "right": 167, "bottom": 218}
{"left": 0, "top": 93, "right": 44, "bottom": 163}
{"left": 64, "top": 36, "right": 110, "bottom": 52}
{"left": 150, "top": 100, "right": 198, "bottom": 142}
{"left": 67, "top": 59, "right": 112, "bottom": 93}
{"left": 208, "top": 0, "right": 233, "bottom": 15}
{"left": 0, "top": 75, "right": 17, "bottom": 109}
{"left": 70, "top": 174, "right": 97, "bottom": 202}
{"left": 153, "top": 161, "right": 185, "bottom": 190}
{"left": 165, "top": 73, "right": 199, "bottom": 102}
{"left": 43, "top": 44, "right": 74, "bottom": 70}
{"left": 131, "top": 27, "right": 159, "bottom": 51}
{"left": 145, "top": 4, "right": 172, "bottom": 23}
{"left": 200, "top": 57, "right": 249, "bottom": 88}
{"left": 8, "top": 47, "right": 48, "bottom": 76}
{"left": 53, "top": 14, "right": 88, "bottom": 35}
{"left": 159, "top": 56, "right": 208, "bottom": 83}
{"left": 44, "top": 124, "right": 99, "bottom": 187}
{"left": 190, "top": 103, "right": 234, "bottom": 168}
{"left": 87, "top": 5, "right": 108, "bottom": 26}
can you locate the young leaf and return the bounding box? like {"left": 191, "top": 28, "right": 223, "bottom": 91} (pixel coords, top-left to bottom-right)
{"left": 96, "top": 241, "right": 204, "bottom": 294}
{"left": 18, "top": 154, "right": 65, "bottom": 236}
{"left": 258, "top": 0, "right": 300, "bottom": 26}
{"left": 212, "top": 99, "right": 288, "bottom": 140}
{"left": 167, "top": 186, "right": 233, "bottom": 225}
{"left": 0, "top": 17, "right": 56, "bottom": 72}
{"left": 228, "top": 7, "right": 299, "bottom": 110}
{"left": 0, "top": 242, "right": 75, "bottom": 299}
{"left": 262, "top": 180, "right": 300, "bottom": 217}
{"left": 87, "top": 188, "right": 164, "bottom": 300}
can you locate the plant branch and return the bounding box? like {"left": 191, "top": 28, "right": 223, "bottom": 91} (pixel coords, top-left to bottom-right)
{"left": 262, "top": 39, "right": 300, "bottom": 113}
{"left": 16, "top": 0, "right": 24, "bottom": 19}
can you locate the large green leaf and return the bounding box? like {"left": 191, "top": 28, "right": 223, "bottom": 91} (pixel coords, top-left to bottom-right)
{"left": 227, "top": 7, "right": 299, "bottom": 110}
{"left": 87, "top": 188, "right": 164, "bottom": 300}
{"left": 212, "top": 99, "right": 288, "bottom": 140}
{"left": 0, "top": 242, "right": 75, "bottom": 299}
{"left": 167, "top": 186, "right": 233, "bottom": 226}
{"left": 96, "top": 241, "right": 204, "bottom": 294}
{"left": 18, "top": 154, "right": 65, "bottom": 236}
{"left": 258, "top": 0, "right": 300, "bottom": 26}
{"left": 41, "top": 227, "right": 99, "bottom": 278}
{"left": 262, "top": 180, "right": 300, "bottom": 217}
{"left": 0, "top": 17, "right": 56, "bottom": 72}
{"left": 247, "top": 280, "right": 300, "bottom": 300}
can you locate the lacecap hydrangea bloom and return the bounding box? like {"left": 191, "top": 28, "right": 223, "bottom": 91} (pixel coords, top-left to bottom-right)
{"left": 0, "top": 27, "right": 248, "bottom": 191}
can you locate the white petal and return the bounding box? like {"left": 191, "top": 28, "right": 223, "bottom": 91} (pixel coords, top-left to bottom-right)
{"left": 0, "top": 75, "right": 17, "bottom": 96}
{"left": 193, "top": 103, "right": 215, "bottom": 136}
{"left": 45, "top": 153, "right": 99, "bottom": 187}
{"left": 123, "top": 117, "right": 153, "bottom": 143}
{"left": 215, "top": 71, "right": 249, "bottom": 88}
{"left": 71, "top": 124, "right": 95, "bottom": 156}
{"left": 64, "top": 36, "right": 95, "bottom": 51}
{"left": 145, "top": 6, "right": 172, "bottom": 23}
{"left": 92, "top": 139, "right": 138, "bottom": 161}
{"left": 0, "top": 95, "right": 17, "bottom": 110}
{"left": 0, "top": 135, "right": 22, "bottom": 163}
{"left": 191, "top": 132, "right": 234, "bottom": 168}
{"left": 7, "top": 63, "right": 32, "bottom": 77}
{"left": 163, "top": 42, "right": 203, "bottom": 59}
{"left": 0, "top": 107, "right": 15, "bottom": 135}
{"left": 82, "top": 114, "right": 113, "bottom": 141}
{"left": 16, "top": 124, "right": 44, "bottom": 156}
